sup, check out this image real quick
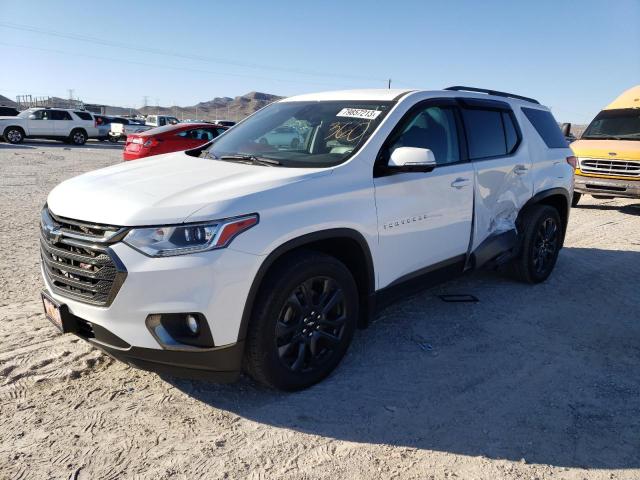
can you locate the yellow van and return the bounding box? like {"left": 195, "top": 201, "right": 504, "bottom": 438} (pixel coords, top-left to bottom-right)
{"left": 569, "top": 85, "right": 640, "bottom": 206}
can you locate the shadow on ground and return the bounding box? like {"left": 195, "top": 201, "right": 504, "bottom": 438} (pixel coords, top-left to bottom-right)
{"left": 575, "top": 202, "right": 640, "bottom": 216}
{"left": 170, "top": 247, "right": 640, "bottom": 469}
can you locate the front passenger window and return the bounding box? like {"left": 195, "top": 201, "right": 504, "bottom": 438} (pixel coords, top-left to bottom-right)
{"left": 390, "top": 106, "right": 460, "bottom": 165}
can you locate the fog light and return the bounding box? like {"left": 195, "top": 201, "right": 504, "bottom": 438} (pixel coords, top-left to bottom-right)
{"left": 186, "top": 314, "right": 199, "bottom": 335}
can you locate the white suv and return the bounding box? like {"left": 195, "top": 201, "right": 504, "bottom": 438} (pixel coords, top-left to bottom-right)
{"left": 40, "top": 87, "right": 574, "bottom": 390}
{"left": 1, "top": 107, "right": 99, "bottom": 145}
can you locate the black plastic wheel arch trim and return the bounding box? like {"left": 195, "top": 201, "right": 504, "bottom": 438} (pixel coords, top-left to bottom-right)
{"left": 237, "top": 228, "right": 376, "bottom": 343}
{"left": 520, "top": 187, "right": 571, "bottom": 244}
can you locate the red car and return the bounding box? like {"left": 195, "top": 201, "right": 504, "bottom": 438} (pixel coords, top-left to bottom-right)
{"left": 123, "top": 123, "right": 228, "bottom": 161}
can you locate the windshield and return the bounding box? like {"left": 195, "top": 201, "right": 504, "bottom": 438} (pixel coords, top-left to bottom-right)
{"left": 205, "top": 101, "right": 392, "bottom": 167}
{"left": 582, "top": 108, "right": 640, "bottom": 140}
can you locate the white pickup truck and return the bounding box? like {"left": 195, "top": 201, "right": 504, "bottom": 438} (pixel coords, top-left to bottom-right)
{"left": 109, "top": 115, "right": 179, "bottom": 142}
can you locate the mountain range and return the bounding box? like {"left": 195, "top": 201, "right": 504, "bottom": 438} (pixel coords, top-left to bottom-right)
{"left": 1, "top": 91, "right": 283, "bottom": 121}
{"left": 138, "top": 91, "right": 283, "bottom": 121}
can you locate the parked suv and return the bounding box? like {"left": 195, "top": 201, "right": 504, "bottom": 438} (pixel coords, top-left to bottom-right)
{"left": 40, "top": 87, "right": 574, "bottom": 390}
{"left": 0, "top": 107, "right": 99, "bottom": 145}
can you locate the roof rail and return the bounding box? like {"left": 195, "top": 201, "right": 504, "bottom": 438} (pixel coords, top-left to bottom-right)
{"left": 445, "top": 86, "right": 540, "bottom": 105}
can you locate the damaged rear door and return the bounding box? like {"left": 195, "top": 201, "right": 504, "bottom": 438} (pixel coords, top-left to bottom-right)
{"left": 459, "top": 99, "right": 533, "bottom": 258}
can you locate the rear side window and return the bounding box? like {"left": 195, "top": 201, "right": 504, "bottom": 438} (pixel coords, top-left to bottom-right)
{"left": 522, "top": 107, "right": 568, "bottom": 148}
{"left": 51, "top": 110, "right": 72, "bottom": 120}
{"left": 462, "top": 109, "right": 506, "bottom": 159}
{"left": 74, "top": 111, "right": 93, "bottom": 121}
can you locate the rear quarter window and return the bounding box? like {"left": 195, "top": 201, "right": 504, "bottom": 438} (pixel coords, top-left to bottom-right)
{"left": 522, "top": 107, "right": 568, "bottom": 148}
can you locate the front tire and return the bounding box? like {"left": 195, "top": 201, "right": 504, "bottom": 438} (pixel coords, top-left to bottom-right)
{"left": 510, "top": 205, "right": 562, "bottom": 284}
{"left": 4, "top": 127, "right": 24, "bottom": 144}
{"left": 244, "top": 251, "right": 358, "bottom": 390}
{"left": 69, "top": 129, "right": 87, "bottom": 145}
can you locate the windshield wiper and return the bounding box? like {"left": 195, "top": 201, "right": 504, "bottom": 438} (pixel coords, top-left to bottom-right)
{"left": 219, "top": 154, "right": 282, "bottom": 166}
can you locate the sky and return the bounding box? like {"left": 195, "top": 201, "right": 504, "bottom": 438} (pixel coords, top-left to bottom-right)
{"left": 0, "top": 0, "right": 638, "bottom": 123}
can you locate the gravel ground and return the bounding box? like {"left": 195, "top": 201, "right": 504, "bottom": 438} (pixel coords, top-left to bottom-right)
{"left": 1, "top": 140, "right": 639, "bottom": 480}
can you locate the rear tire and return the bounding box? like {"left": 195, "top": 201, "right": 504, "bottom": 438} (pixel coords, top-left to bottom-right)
{"left": 510, "top": 205, "right": 562, "bottom": 284}
{"left": 69, "top": 129, "right": 87, "bottom": 145}
{"left": 4, "top": 127, "right": 24, "bottom": 144}
{"left": 244, "top": 250, "right": 358, "bottom": 390}
{"left": 571, "top": 192, "right": 581, "bottom": 207}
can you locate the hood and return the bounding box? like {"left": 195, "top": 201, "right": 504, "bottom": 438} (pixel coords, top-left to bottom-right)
{"left": 47, "top": 152, "right": 331, "bottom": 225}
{"left": 571, "top": 139, "right": 640, "bottom": 161}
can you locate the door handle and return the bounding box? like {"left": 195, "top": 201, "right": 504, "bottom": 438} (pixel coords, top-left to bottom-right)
{"left": 450, "top": 178, "right": 471, "bottom": 189}
{"left": 514, "top": 165, "right": 529, "bottom": 175}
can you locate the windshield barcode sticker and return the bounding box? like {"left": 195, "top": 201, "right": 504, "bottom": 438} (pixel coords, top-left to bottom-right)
{"left": 336, "top": 108, "right": 382, "bottom": 120}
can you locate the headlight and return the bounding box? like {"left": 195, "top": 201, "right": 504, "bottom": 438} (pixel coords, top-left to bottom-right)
{"left": 123, "top": 214, "right": 258, "bottom": 257}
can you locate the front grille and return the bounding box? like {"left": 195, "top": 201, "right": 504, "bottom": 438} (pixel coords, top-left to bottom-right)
{"left": 579, "top": 158, "right": 640, "bottom": 178}
{"left": 40, "top": 207, "right": 128, "bottom": 306}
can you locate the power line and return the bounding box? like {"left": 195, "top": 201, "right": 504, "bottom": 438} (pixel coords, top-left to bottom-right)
{"left": 0, "top": 41, "right": 369, "bottom": 91}
{"left": 0, "top": 21, "right": 386, "bottom": 84}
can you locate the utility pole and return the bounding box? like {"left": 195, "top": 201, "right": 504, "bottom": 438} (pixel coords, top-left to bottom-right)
{"left": 142, "top": 96, "right": 149, "bottom": 109}
{"left": 387, "top": 78, "right": 391, "bottom": 89}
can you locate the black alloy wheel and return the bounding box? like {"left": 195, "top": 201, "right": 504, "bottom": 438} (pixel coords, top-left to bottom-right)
{"left": 244, "top": 250, "right": 358, "bottom": 390}
{"left": 275, "top": 276, "right": 347, "bottom": 373}
{"left": 532, "top": 217, "right": 559, "bottom": 275}
{"left": 509, "top": 204, "right": 562, "bottom": 284}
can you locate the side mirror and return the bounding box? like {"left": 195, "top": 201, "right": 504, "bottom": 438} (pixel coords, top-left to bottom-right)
{"left": 561, "top": 123, "right": 571, "bottom": 137}
{"left": 388, "top": 147, "right": 436, "bottom": 172}
{"left": 28, "top": 114, "right": 36, "bottom": 119}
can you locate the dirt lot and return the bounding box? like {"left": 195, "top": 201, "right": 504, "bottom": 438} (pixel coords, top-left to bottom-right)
{"left": 1, "top": 140, "right": 639, "bottom": 480}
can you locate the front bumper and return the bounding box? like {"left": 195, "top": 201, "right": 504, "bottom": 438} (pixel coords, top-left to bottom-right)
{"left": 71, "top": 309, "right": 244, "bottom": 382}
{"left": 574, "top": 173, "right": 640, "bottom": 199}
{"left": 41, "top": 241, "right": 263, "bottom": 378}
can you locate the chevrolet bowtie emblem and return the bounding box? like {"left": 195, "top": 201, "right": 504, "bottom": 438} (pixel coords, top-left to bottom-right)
{"left": 608, "top": 152, "right": 617, "bottom": 156}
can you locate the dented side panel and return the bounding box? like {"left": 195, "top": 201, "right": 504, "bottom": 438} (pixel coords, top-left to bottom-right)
{"left": 470, "top": 105, "right": 574, "bottom": 252}
{"left": 470, "top": 146, "right": 534, "bottom": 251}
